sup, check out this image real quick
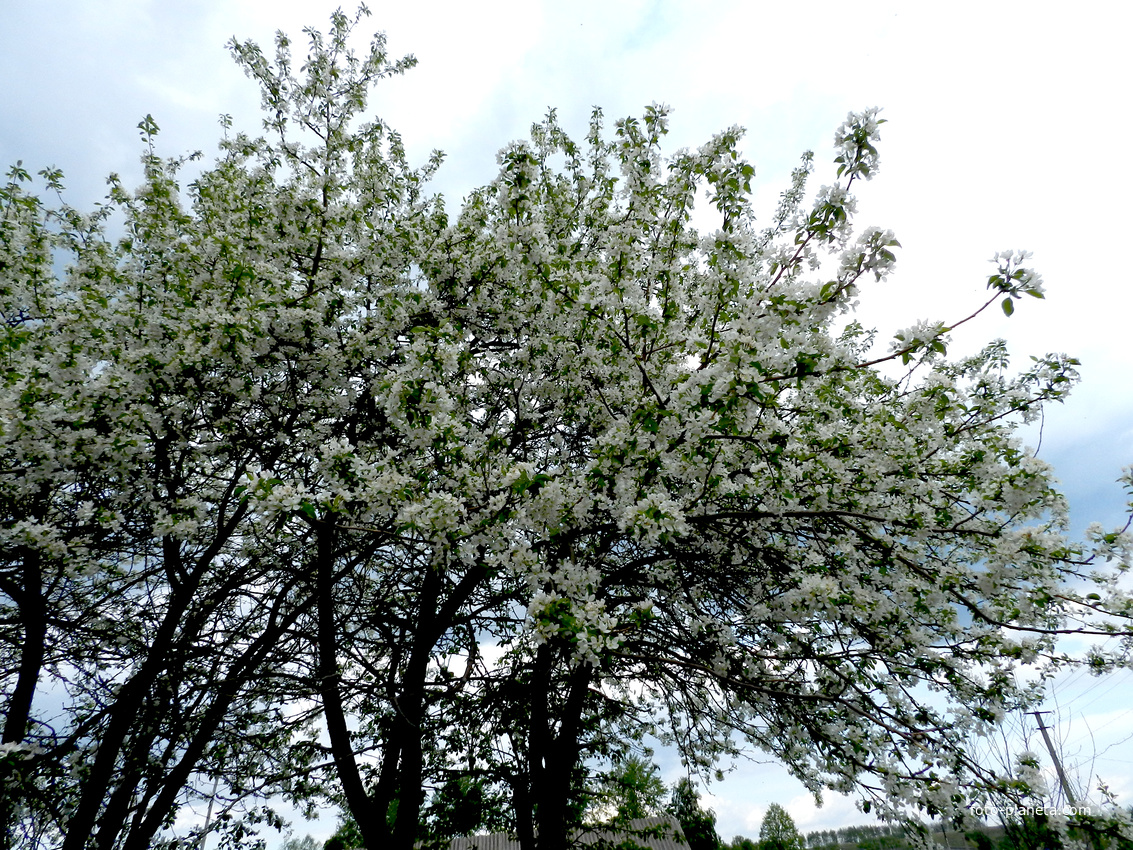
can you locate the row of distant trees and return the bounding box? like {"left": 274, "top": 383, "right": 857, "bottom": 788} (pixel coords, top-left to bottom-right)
{"left": 804, "top": 824, "right": 907, "bottom": 848}
{"left": 301, "top": 781, "right": 1133, "bottom": 850}
{"left": 765, "top": 808, "right": 1133, "bottom": 850}
{"left": 731, "top": 810, "right": 925, "bottom": 850}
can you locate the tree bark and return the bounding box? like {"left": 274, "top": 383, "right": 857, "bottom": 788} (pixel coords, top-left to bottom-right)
{"left": 0, "top": 549, "right": 47, "bottom": 850}
{"left": 120, "top": 576, "right": 310, "bottom": 850}
{"left": 1, "top": 550, "right": 45, "bottom": 746}
{"left": 389, "top": 558, "right": 441, "bottom": 850}
{"left": 61, "top": 501, "right": 247, "bottom": 850}
{"left": 60, "top": 560, "right": 197, "bottom": 850}
{"left": 316, "top": 522, "right": 391, "bottom": 849}
{"left": 523, "top": 647, "right": 592, "bottom": 850}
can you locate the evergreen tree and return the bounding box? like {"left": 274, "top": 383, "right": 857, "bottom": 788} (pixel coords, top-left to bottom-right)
{"left": 668, "top": 778, "right": 721, "bottom": 850}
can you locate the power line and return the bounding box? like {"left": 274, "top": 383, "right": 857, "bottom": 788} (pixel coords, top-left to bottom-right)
{"left": 1073, "top": 675, "right": 1131, "bottom": 715}
{"left": 1087, "top": 709, "right": 1132, "bottom": 737}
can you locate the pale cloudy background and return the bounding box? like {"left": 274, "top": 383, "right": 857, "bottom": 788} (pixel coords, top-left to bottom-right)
{"left": 2, "top": 0, "right": 1131, "bottom": 844}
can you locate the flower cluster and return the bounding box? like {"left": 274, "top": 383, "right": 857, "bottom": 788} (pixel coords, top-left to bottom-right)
{"left": 834, "top": 107, "right": 885, "bottom": 182}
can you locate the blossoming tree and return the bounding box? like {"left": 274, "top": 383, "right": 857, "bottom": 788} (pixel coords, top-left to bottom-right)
{"left": 1, "top": 9, "right": 1130, "bottom": 850}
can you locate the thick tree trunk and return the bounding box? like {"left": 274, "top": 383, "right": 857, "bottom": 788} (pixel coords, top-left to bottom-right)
{"left": 524, "top": 646, "right": 553, "bottom": 850}
{"left": 61, "top": 497, "right": 247, "bottom": 850}
{"left": 120, "top": 579, "right": 309, "bottom": 850}
{"left": 0, "top": 550, "right": 47, "bottom": 850}
{"left": 524, "top": 648, "right": 592, "bottom": 850}
{"left": 92, "top": 696, "right": 166, "bottom": 850}
{"left": 60, "top": 562, "right": 197, "bottom": 850}
{"left": 512, "top": 769, "right": 536, "bottom": 850}
{"left": 1, "top": 550, "right": 45, "bottom": 746}
{"left": 317, "top": 522, "right": 392, "bottom": 849}
{"left": 389, "top": 561, "right": 441, "bottom": 850}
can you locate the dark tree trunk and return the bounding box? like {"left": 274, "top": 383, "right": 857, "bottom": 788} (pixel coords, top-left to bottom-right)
{"left": 317, "top": 522, "right": 392, "bottom": 850}
{"left": 120, "top": 576, "right": 309, "bottom": 850}
{"left": 0, "top": 549, "right": 47, "bottom": 850}
{"left": 512, "top": 768, "right": 536, "bottom": 850}
{"left": 389, "top": 559, "right": 441, "bottom": 850}
{"left": 524, "top": 646, "right": 593, "bottom": 850}
{"left": 61, "top": 495, "right": 248, "bottom": 850}
{"left": 1, "top": 550, "right": 45, "bottom": 746}
{"left": 60, "top": 553, "right": 199, "bottom": 850}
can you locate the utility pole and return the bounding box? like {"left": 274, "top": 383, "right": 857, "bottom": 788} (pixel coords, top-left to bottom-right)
{"left": 1027, "top": 711, "right": 1078, "bottom": 807}
{"left": 198, "top": 775, "right": 221, "bottom": 850}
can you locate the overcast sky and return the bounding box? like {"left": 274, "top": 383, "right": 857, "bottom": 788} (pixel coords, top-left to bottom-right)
{"left": 2, "top": 0, "right": 1131, "bottom": 844}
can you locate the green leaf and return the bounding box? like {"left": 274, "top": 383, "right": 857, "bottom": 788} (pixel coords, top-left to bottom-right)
{"left": 1001, "top": 297, "right": 1014, "bottom": 316}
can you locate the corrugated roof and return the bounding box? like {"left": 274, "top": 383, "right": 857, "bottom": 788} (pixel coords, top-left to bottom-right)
{"left": 448, "top": 816, "right": 690, "bottom": 850}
